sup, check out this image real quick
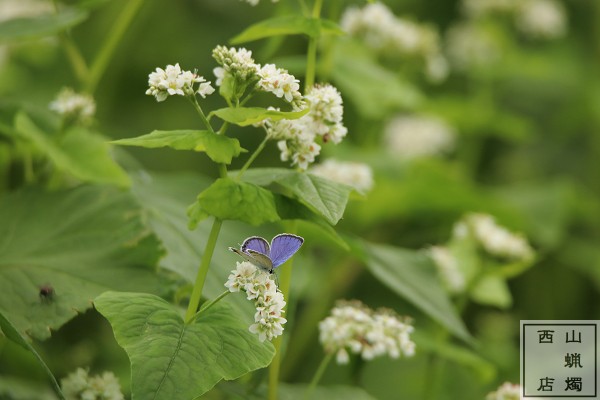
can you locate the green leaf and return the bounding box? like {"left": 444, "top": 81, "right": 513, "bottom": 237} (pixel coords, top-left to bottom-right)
{"left": 0, "top": 8, "right": 89, "bottom": 41}
{"left": 0, "top": 311, "right": 64, "bottom": 400}
{"left": 274, "top": 195, "right": 349, "bottom": 250}
{"left": 212, "top": 107, "right": 309, "bottom": 127}
{"left": 414, "top": 331, "right": 496, "bottom": 382}
{"left": 470, "top": 275, "right": 512, "bottom": 308}
{"left": 361, "top": 241, "right": 471, "bottom": 342}
{"left": 241, "top": 168, "right": 353, "bottom": 225}
{"left": 111, "top": 130, "right": 246, "bottom": 164}
{"left": 330, "top": 40, "right": 422, "bottom": 118}
{"left": 0, "top": 186, "right": 162, "bottom": 340}
{"left": 230, "top": 15, "right": 344, "bottom": 44}
{"left": 94, "top": 291, "right": 275, "bottom": 400}
{"left": 188, "top": 178, "right": 280, "bottom": 227}
{"left": 14, "top": 112, "right": 130, "bottom": 187}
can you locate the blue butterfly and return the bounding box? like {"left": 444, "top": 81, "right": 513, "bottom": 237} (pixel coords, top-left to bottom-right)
{"left": 229, "top": 233, "right": 304, "bottom": 274}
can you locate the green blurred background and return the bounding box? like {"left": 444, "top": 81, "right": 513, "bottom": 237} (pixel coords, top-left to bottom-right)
{"left": 1, "top": 0, "right": 600, "bottom": 399}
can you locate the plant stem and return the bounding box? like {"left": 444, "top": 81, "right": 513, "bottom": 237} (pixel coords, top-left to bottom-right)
{"left": 51, "top": 0, "right": 89, "bottom": 86}
{"left": 304, "top": 0, "right": 323, "bottom": 92}
{"left": 184, "top": 218, "right": 223, "bottom": 323}
{"left": 190, "top": 96, "right": 216, "bottom": 133}
{"left": 237, "top": 135, "right": 268, "bottom": 179}
{"left": 198, "top": 291, "right": 230, "bottom": 314}
{"left": 268, "top": 221, "right": 298, "bottom": 400}
{"left": 304, "top": 352, "right": 333, "bottom": 400}
{"left": 85, "top": 0, "right": 145, "bottom": 94}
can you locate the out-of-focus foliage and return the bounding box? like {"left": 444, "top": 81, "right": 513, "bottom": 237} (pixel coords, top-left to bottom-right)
{"left": 0, "top": 0, "right": 599, "bottom": 399}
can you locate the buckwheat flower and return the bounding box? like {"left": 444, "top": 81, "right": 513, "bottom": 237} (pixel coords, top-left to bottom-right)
{"left": 49, "top": 87, "right": 96, "bottom": 123}
{"left": 384, "top": 115, "right": 455, "bottom": 160}
{"left": 515, "top": 0, "right": 567, "bottom": 40}
{"left": 145, "top": 63, "right": 213, "bottom": 102}
{"left": 446, "top": 22, "right": 500, "bottom": 71}
{"left": 319, "top": 300, "right": 415, "bottom": 365}
{"left": 341, "top": 3, "right": 446, "bottom": 81}
{"left": 486, "top": 382, "right": 521, "bottom": 400}
{"left": 257, "top": 64, "right": 303, "bottom": 106}
{"left": 212, "top": 45, "right": 259, "bottom": 84}
{"left": 310, "top": 159, "right": 374, "bottom": 193}
{"left": 225, "top": 262, "right": 287, "bottom": 342}
{"left": 460, "top": 213, "right": 534, "bottom": 261}
{"left": 61, "top": 368, "right": 124, "bottom": 400}
{"left": 304, "top": 84, "right": 347, "bottom": 144}
{"left": 429, "top": 246, "right": 466, "bottom": 294}
{"left": 262, "top": 83, "right": 346, "bottom": 170}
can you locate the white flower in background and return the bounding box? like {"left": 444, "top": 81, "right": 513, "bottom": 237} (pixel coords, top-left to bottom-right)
{"left": 310, "top": 159, "right": 374, "bottom": 193}
{"left": 462, "top": 0, "right": 518, "bottom": 18}
{"left": 257, "top": 64, "right": 303, "bottom": 107}
{"left": 60, "top": 368, "right": 124, "bottom": 400}
{"left": 446, "top": 22, "right": 501, "bottom": 71}
{"left": 0, "top": 0, "right": 53, "bottom": 22}
{"left": 486, "top": 382, "right": 521, "bottom": 400}
{"left": 319, "top": 300, "right": 415, "bottom": 364}
{"left": 49, "top": 87, "right": 96, "bottom": 122}
{"left": 145, "top": 63, "right": 214, "bottom": 102}
{"left": 340, "top": 2, "right": 447, "bottom": 82}
{"left": 262, "top": 84, "right": 347, "bottom": 170}
{"left": 459, "top": 213, "right": 534, "bottom": 260}
{"left": 384, "top": 115, "right": 455, "bottom": 160}
{"left": 515, "top": 0, "right": 567, "bottom": 40}
{"left": 225, "top": 262, "right": 287, "bottom": 342}
{"left": 429, "top": 246, "right": 466, "bottom": 294}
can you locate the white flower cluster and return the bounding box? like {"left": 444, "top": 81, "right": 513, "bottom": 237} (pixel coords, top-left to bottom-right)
{"left": 455, "top": 213, "right": 534, "bottom": 261}
{"left": 384, "top": 115, "right": 455, "bottom": 160}
{"left": 49, "top": 87, "right": 96, "bottom": 122}
{"left": 264, "top": 84, "right": 347, "bottom": 170}
{"left": 319, "top": 300, "right": 415, "bottom": 365}
{"left": 461, "top": 0, "right": 567, "bottom": 40}
{"left": 515, "top": 0, "right": 567, "bottom": 40}
{"left": 213, "top": 46, "right": 303, "bottom": 108}
{"left": 341, "top": 2, "right": 448, "bottom": 82}
{"left": 60, "top": 368, "right": 124, "bottom": 400}
{"left": 225, "top": 261, "right": 287, "bottom": 342}
{"left": 310, "top": 159, "right": 374, "bottom": 193}
{"left": 146, "top": 63, "right": 214, "bottom": 102}
{"left": 429, "top": 246, "right": 466, "bottom": 294}
{"left": 257, "top": 64, "right": 303, "bottom": 107}
{"left": 486, "top": 382, "right": 521, "bottom": 400}
{"left": 445, "top": 22, "right": 501, "bottom": 71}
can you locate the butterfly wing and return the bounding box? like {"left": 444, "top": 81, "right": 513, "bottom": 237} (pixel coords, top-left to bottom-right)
{"left": 269, "top": 233, "right": 304, "bottom": 269}
{"left": 229, "top": 246, "right": 273, "bottom": 273}
{"left": 241, "top": 236, "right": 270, "bottom": 257}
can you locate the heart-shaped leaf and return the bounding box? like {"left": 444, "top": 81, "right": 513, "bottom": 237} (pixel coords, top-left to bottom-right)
{"left": 230, "top": 15, "right": 344, "bottom": 44}
{"left": 188, "top": 177, "right": 280, "bottom": 228}
{"left": 111, "top": 130, "right": 246, "bottom": 164}
{"left": 0, "top": 185, "right": 162, "bottom": 340}
{"left": 94, "top": 291, "right": 275, "bottom": 400}
{"left": 212, "top": 107, "right": 309, "bottom": 127}
{"left": 241, "top": 168, "right": 352, "bottom": 225}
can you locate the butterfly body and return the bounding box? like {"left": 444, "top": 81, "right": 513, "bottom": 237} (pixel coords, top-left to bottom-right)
{"left": 229, "top": 233, "right": 304, "bottom": 273}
